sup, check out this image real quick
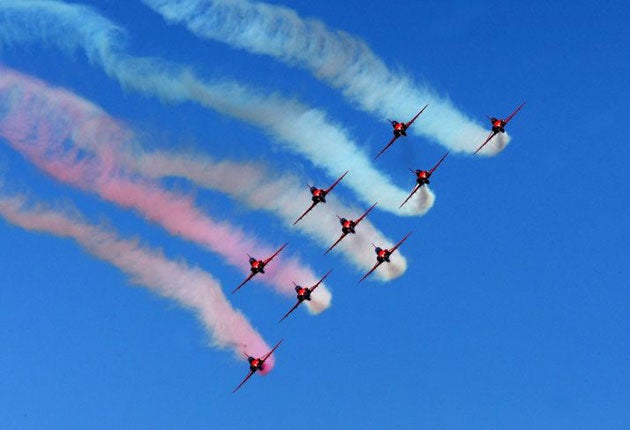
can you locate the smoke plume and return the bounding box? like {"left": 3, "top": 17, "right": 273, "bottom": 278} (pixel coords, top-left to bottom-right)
{"left": 142, "top": 0, "right": 510, "bottom": 155}
{"left": 0, "top": 190, "right": 276, "bottom": 369}
{"left": 0, "top": 0, "right": 433, "bottom": 215}
{"left": 0, "top": 65, "right": 332, "bottom": 311}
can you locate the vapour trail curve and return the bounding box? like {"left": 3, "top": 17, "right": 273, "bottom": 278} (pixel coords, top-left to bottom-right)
{"left": 0, "top": 65, "right": 407, "bottom": 280}
{"left": 142, "top": 0, "right": 510, "bottom": 155}
{"left": 0, "top": 66, "right": 332, "bottom": 312}
{"left": 0, "top": 0, "right": 434, "bottom": 216}
{"left": 0, "top": 189, "right": 276, "bottom": 370}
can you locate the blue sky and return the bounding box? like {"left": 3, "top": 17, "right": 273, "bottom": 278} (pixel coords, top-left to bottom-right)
{"left": 1, "top": 1, "right": 629, "bottom": 429}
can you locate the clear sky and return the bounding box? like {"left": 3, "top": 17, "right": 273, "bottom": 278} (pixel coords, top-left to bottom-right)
{"left": 1, "top": 1, "right": 629, "bottom": 429}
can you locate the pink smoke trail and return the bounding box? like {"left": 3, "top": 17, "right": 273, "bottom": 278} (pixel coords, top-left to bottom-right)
{"left": 135, "top": 152, "right": 410, "bottom": 281}
{"left": 0, "top": 66, "right": 331, "bottom": 312}
{"left": 0, "top": 0, "right": 433, "bottom": 216}
{"left": 0, "top": 190, "right": 276, "bottom": 370}
{"left": 0, "top": 65, "right": 404, "bottom": 282}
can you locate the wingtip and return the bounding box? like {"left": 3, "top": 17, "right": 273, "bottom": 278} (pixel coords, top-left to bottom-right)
{"left": 318, "top": 268, "right": 333, "bottom": 283}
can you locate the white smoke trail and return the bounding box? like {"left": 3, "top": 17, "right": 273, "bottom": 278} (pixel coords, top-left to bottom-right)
{"left": 0, "top": 0, "right": 433, "bottom": 215}
{"left": 0, "top": 65, "right": 333, "bottom": 310}
{"left": 0, "top": 64, "right": 405, "bottom": 281}
{"left": 0, "top": 190, "right": 277, "bottom": 368}
{"left": 133, "top": 151, "right": 410, "bottom": 281}
{"left": 142, "top": 0, "right": 510, "bottom": 155}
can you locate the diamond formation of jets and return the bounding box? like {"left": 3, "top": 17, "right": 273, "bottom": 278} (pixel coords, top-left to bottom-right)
{"left": 227, "top": 96, "right": 524, "bottom": 390}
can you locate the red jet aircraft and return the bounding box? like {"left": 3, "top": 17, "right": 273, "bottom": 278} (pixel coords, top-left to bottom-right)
{"left": 399, "top": 152, "right": 449, "bottom": 208}
{"left": 279, "top": 269, "right": 332, "bottom": 322}
{"left": 358, "top": 232, "right": 412, "bottom": 283}
{"left": 374, "top": 104, "right": 428, "bottom": 159}
{"left": 324, "top": 202, "right": 378, "bottom": 255}
{"left": 232, "top": 243, "right": 287, "bottom": 294}
{"left": 473, "top": 102, "right": 526, "bottom": 155}
{"left": 232, "top": 339, "right": 283, "bottom": 393}
{"left": 293, "top": 171, "right": 348, "bottom": 225}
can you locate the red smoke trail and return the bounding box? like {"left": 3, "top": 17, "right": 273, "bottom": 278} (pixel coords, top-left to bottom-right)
{"left": 0, "top": 191, "right": 275, "bottom": 369}
{"left": 0, "top": 66, "right": 331, "bottom": 312}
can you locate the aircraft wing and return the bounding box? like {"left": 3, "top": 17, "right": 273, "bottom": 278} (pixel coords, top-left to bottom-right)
{"left": 390, "top": 232, "right": 412, "bottom": 254}
{"left": 324, "top": 232, "right": 348, "bottom": 255}
{"left": 428, "top": 152, "right": 449, "bottom": 175}
{"left": 399, "top": 184, "right": 421, "bottom": 209}
{"left": 279, "top": 301, "right": 302, "bottom": 323}
{"left": 293, "top": 201, "right": 318, "bottom": 225}
{"left": 374, "top": 135, "right": 399, "bottom": 159}
{"left": 405, "top": 104, "right": 429, "bottom": 128}
{"left": 325, "top": 171, "right": 349, "bottom": 194}
{"left": 310, "top": 269, "right": 332, "bottom": 292}
{"left": 263, "top": 243, "right": 288, "bottom": 265}
{"left": 473, "top": 130, "right": 498, "bottom": 155}
{"left": 504, "top": 101, "right": 526, "bottom": 124}
{"left": 358, "top": 260, "right": 383, "bottom": 284}
{"left": 232, "top": 369, "right": 256, "bottom": 393}
{"left": 232, "top": 272, "right": 256, "bottom": 294}
{"left": 354, "top": 202, "right": 378, "bottom": 226}
{"left": 261, "top": 339, "right": 284, "bottom": 362}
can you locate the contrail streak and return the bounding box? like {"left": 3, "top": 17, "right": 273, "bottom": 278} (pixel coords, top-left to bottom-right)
{"left": 0, "top": 65, "right": 406, "bottom": 280}
{"left": 0, "top": 0, "right": 433, "bottom": 215}
{"left": 0, "top": 66, "right": 332, "bottom": 312}
{"left": 142, "top": 0, "right": 510, "bottom": 155}
{"left": 135, "top": 152, "right": 410, "bottom": 281}
{"left": 0, "top": 190, "right": 276, "bottom": 369}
